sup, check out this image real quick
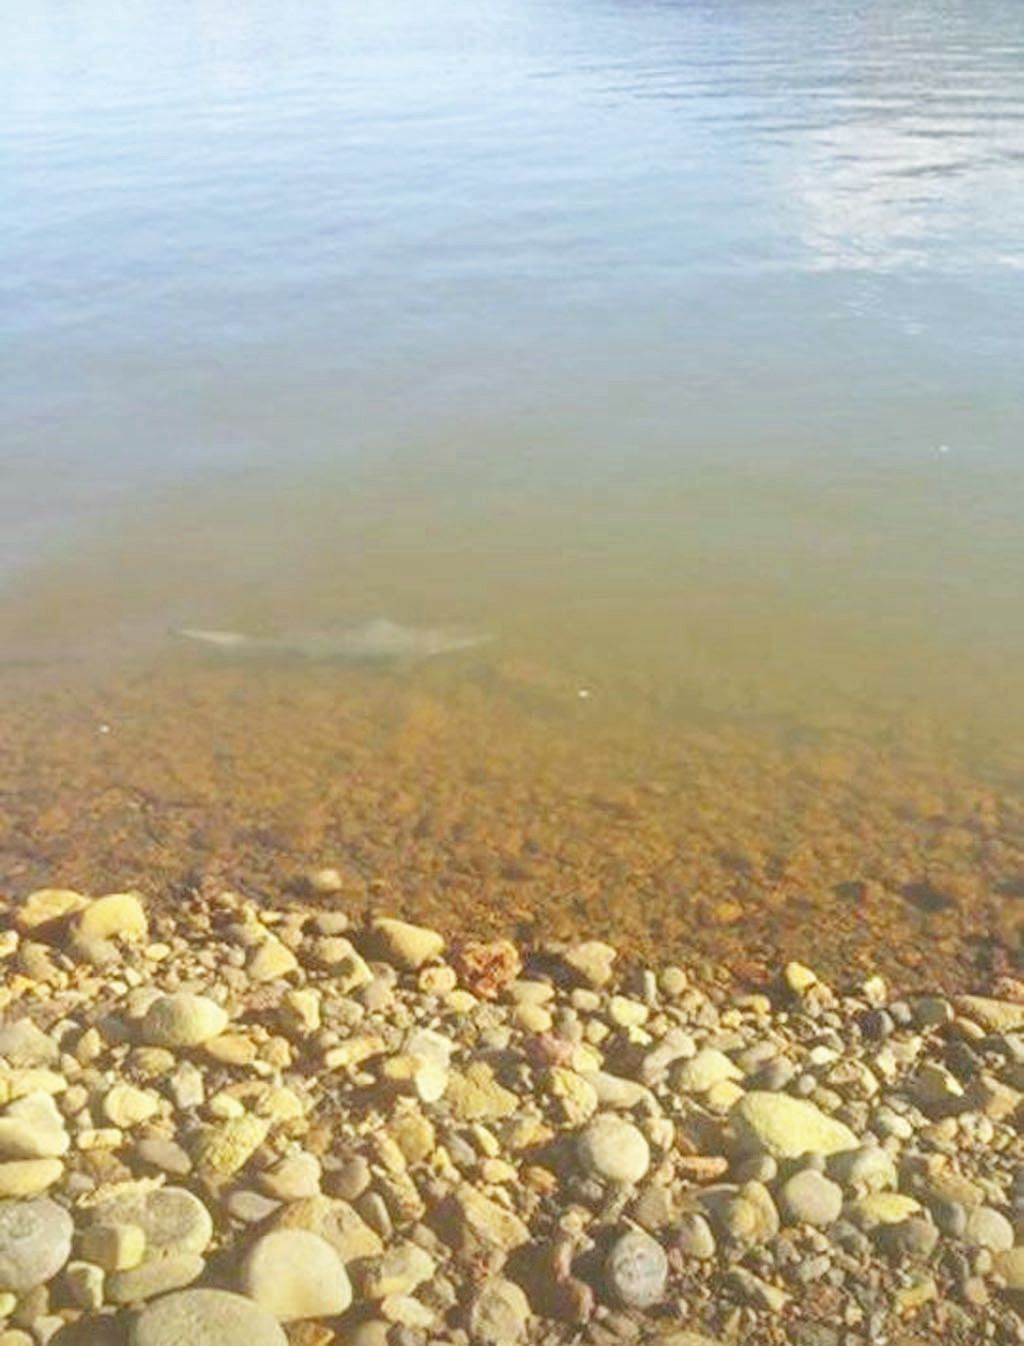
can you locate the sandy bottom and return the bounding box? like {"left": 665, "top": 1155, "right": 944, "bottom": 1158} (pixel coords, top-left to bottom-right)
{"left": 0, "top": 651, "right": 1020, "bottom": 992}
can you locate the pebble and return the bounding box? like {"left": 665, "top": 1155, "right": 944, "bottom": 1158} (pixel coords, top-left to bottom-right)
{"left": 576, "top": 1116, "right": 650, "bottom": 1185}
{"left": 370, "top": 918, "right": 445, "bottom": 970}
{"left": 0, "top": 882, "right": 1016, "bottom": 1346}
{"left": 674, "top": 1213, "right": 717, "bottom": 1260}
{"left": 239, "top": 1230, "right": 353, "bottom": 1320}
{"left": 778, "top": 1170, "right": 843, "bottom": 1227}
{"left": 140, "top": 993, "right": 229, "bottom": 1048}
{"left": 74, "top": 893, "right": 149, "bottom": 943}
{"left": 130, "top": 1288, "right": 288, "bottom": 1346}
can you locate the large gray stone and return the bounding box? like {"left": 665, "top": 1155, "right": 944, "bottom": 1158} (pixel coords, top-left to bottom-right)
{"left": 130, "top": 1288, "right": 288, "bottom": 1346}
{"left": 0, "top": 1197, "right": 73, "bottom": 1293}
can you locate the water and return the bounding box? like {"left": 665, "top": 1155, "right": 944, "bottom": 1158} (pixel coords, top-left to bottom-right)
{"left": 2, "top": 0, "right": 1023, "bottom": 979}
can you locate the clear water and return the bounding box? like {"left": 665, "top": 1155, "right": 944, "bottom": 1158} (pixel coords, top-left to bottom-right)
{"left": 2, "top": 2, "right": 1024, "bottom": 778}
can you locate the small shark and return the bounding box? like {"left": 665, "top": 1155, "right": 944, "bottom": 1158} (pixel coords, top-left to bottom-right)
{"left": 175, "top": 618, "right": 492, "bottom": 664}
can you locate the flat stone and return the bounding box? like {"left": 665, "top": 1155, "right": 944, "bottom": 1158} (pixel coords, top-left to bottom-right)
{"left": 730, "top": 1092, "right": 859, "bottom": 1159}
{"left": 133, "top": 1137, "right": 192, "bottom": 1176}
{"left": 0, "top": 1159, "right": 63, "bottom": 1197}
{"left": 239, "top": 1229, "right": 353, "bottom": 1321}
{"left": 0, "top": 1197, "right": 73, "bottom": 1293}
{"left": 107, "top": 1250, "right": 205, "bottom": 1303}
{"left": 370, "top": 918, "right": 445, "bottom": 971}
{"left": 604, "top": 1229, "right": 668, "bottom": 1308}
{"left": 140, "top": 993, "right": 229, "bottom": 1048}
{"left": 467, "top": 1276, "right": 532, "bottom": 1345}
{"left": 92, "top": 1186, "right": 213, "bottom": 1258}
{"left": 130, "top": 1288, "right": 288, "bottom": 1346}
{"left": 576, "top": 1115, "right": 650, "bottom": 1185}
{"left": 227, "top": 1190, "right": 281, "bottom": 1224}
{"left": 778, "top": 1170, "right": 843, "bottom": 1227}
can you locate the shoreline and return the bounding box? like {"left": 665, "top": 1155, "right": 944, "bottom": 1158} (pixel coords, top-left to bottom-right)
{"left": 0, "top": 885, "right": 1020, "bottom": 1345}
{"left": 2, "top": 660, "right": 1021, "bottom": 998}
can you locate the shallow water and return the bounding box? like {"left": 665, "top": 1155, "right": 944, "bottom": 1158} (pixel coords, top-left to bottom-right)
{"left": 2, "top": 0, "right": 1022, "bottom": 976}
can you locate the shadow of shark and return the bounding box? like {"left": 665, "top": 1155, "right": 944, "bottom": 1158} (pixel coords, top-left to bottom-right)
{"left": 175, "top": 618, "right": 493, "bottom": 665}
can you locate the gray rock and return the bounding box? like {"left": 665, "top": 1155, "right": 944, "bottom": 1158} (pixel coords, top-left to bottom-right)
{"left": 603, "top": 1229, "right": 667, "bottom": 1308}
{"left": 130, "top": 1288, "right": 287, "bottom": 1346}
{"left": 778, "top": 1170, "right": 843, "bottom": 1227}
{"left": 0, "top": 1197, "right": 73, "bottom": 1293}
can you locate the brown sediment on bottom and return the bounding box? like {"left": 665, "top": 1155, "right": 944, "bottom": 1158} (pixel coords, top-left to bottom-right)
{"left": 0, "top": 660, "right": 1020, "bottom": 994}
{"left": 0, "top": 884, "right": 1021, "bottom": 1346}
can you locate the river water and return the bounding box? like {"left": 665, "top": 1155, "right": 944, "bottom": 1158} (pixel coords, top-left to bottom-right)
{"left": 2, "top": 0, "right": 1022, "bottom": 982}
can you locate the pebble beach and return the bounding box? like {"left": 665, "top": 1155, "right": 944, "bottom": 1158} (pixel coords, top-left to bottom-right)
{"left": 0, "top": 883, "right": 1020, "bottom": 1346}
